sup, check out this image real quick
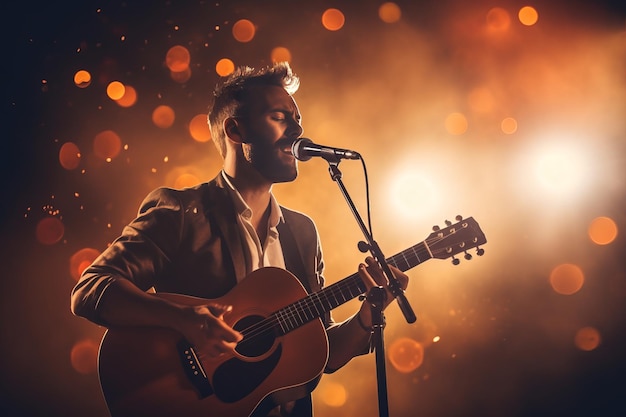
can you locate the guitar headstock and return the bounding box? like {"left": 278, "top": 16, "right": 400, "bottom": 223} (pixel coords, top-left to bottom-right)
{"left": 427, "top": 216, "right": 487, "bottom": 265}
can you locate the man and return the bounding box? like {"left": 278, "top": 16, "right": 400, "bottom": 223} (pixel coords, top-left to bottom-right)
{"left": 71, "top": 62, "right": 408, "bottom": 416}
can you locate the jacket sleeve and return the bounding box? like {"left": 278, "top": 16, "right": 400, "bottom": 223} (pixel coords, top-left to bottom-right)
{"left": 70, "top": 187, "right": 184, "bottom": 325}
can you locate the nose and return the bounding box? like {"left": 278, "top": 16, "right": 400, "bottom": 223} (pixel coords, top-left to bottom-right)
{"left": 287, "top": 118, "right": 304, "bottom": 138}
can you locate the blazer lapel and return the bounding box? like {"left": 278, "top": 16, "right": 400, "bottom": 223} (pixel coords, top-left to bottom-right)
{"left": 205, "top": 175, "right": 247, "bottom": 282}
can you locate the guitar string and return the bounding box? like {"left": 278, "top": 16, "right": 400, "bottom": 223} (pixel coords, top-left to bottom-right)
{"left": 235, "top": 226, "right": 479, "bottom": 344}
{"left": 235, "top": 239, "right": 440, "bottom": 344}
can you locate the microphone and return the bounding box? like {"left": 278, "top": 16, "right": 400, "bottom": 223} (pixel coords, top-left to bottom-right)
{"left": 290, "top": 138, "right": 361, "bottom": 162}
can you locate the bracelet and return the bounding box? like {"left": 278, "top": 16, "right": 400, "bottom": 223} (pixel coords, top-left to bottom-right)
{"left": 356, "top": 313, "right": 372, "bottom": 333}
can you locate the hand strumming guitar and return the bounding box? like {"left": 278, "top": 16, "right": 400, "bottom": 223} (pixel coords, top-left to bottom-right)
{"left": 175, "top": 303, "right": 243, "bottom": 358}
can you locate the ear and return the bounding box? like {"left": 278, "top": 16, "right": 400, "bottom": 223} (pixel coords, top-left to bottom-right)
{"left": 224, "top": 117, "right": 244, "bottom": 144}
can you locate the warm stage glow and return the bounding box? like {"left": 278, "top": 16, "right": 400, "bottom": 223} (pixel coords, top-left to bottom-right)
{"left": 14, "top": 2, "right": 626, "bottom": 417}
{"left": 516, "top": 138, "right": 594, "bottom": 204}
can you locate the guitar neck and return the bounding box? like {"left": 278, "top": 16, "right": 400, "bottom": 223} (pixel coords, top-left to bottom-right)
{"left": 273, "top": 241, "right": 431, "bottom": 335}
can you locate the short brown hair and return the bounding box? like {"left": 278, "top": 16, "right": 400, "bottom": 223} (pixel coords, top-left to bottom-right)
{"left": 207, "top": 62, "right": 300, "bottom": 157}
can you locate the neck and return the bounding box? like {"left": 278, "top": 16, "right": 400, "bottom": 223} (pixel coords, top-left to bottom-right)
{"left": 223, "top": 159, "right": 272, "bottom": 225}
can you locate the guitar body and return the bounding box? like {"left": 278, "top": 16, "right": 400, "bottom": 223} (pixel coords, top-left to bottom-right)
{"left": 97, "top": 217, "right": 487, "bottom": 417}
{"left": 98, "top": 267, "right": 329, "bottom": 417}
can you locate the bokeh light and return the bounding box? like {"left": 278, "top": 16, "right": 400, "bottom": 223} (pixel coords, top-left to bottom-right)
{"left": 170, "top": 67, "right": 192, "bottom": 83}
{"left": 114, "top": 85, "right": 137, "bottom": 107}
{"left": 588, "top": 216, "right": 618, "bottom": 245}
{"left": 165, "top": 45, "right": 191, "bottom": 72}
{"left": 445, "top": 112, "right": 468, "bottom": 135}
{"left": 152, "top": 105, "right": 176, "bottom": 129}
{"left": 388, "top": 337, "right": 424, "bottom": 373}
{"left": 174, "top": 173, "right": 202, "bottom": 189}
{"left": 317, "top": 381, "right": 347, "bottom": 407}
{"left": 271, "top": 47, "right": 292, "bottom": 63}
{"left": 93, "top": 130, "right": 122, "bottom": 160}
{"left": 69, "top": 248, "right": 101, "bottom": 281}
{"left": 70, "top": 339, "right": 99, "bottom": 374}
{"left": 549, "top": 263, "right": 585, "bottom": 295}
{"left": 36, "top": 216, "right": 65, "bottom": 245}
{"left": 486, "top": 7, "right": 511, "bottom": 33}
{"left": 389, "top": 169, "right": 439, "bottom": 221}
{"left": 501, "top": 117, "right": 518, "bottom": 134}
{"left": 574, "top": 326, "right": 601, "bottom": 351}
{"left": 322, "top": 8, "right": 345, "bottom": 31}
{"left": 519, "top": 6, "right": 539, "bottom": 26}
{"left": 216, "top": 58, "right": 235, "bottom": 77}
{"left": 106, "top": 81, "right": 125, "bottom": 100}
{"left": 468, "top": 87, "right": 495, "bottom": 113}
{"left": 232, "top": 19, "right": 256, "bottom": 42}
{"left": 188, "top": 113, "right": 212, "bottom": 143}
{"left": 73, "top": 70, "right": 91, "bottom": 88}
{"left": 379, "top": 2, "right": 402, "bottom": 23}
{"left": 530, "top": 142, "right": 591, "bottom": 199}
{"left": 59, "top": 142, "right": 81, "bottom": 170}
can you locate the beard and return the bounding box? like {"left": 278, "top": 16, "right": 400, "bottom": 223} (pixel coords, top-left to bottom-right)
{"left": 243, "top": 142, "right": 298, "bottom": 183}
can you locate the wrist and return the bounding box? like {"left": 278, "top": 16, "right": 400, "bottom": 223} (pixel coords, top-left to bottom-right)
{"left": 355, "top": 312, "right": 372, "bottom": 333}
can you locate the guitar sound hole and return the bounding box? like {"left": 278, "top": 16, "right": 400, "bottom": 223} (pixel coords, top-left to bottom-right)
{"left": 234, "top": 315, "right": 275, "bottom": 358}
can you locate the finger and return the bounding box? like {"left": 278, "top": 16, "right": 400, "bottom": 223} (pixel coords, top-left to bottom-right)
{"left": 358, "top": 263, "right": 377, "bottom": 289}
{"left": 207, "top": 303, "right": 233, "bottom": 318}
{"left": 364, "top": 258, "right": 387, "bottom": 286}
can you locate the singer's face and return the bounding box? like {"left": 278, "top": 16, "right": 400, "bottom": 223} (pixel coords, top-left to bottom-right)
{"left": 237, "top": 85, "right": 303, "bottom": 183}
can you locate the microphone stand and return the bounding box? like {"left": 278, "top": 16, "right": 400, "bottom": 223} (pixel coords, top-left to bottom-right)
{"left": 324, "top": 158, "right": 417, "bottom": 417}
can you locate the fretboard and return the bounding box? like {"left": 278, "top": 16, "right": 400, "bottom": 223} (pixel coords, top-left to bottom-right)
{"left": 273, "top": 240, "right": 432, "bottom": 335}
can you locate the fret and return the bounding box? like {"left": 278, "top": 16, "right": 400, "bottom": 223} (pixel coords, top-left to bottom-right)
{"left": 264, "top": 217, "right": 485, "bottom": 338}
{"left": 274, "top": 238, "right": 430, "bottom": 336}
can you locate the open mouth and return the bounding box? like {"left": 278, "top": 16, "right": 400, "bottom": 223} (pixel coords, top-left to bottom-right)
{"left": 277, "top": 138, "right": 296, "bottom": 155}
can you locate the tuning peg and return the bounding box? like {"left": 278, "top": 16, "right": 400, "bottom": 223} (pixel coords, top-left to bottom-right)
{"left": 445, "top": 220, "right": 452, "bottom": 226}
{"left": 432, "top": 225, "right": 440, "bottom": 231}
{"left": 476, "top": 247, "right": 485, "bottom": 256}
{"left": 451, "top": 256, "right": 460, "bottom": 265}
{"left": 357, "top": 241, "right": 371, "bottom": 253}
{"left": 455, "top": 215, "right": 463, "bottom": 221}
{"left": 464, "top": 251, "right": 472, "bottom": 260}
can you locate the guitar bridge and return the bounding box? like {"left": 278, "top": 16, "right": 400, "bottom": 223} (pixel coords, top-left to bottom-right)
{"left": 176, "top": 339, "right": 214, "bottom": 399}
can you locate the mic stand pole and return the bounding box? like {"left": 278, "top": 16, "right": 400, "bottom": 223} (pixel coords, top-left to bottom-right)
{"left": 325, "top": 159, "right": 417, "bottom": 417}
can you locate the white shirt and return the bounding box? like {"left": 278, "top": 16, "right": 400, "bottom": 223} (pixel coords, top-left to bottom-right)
{"left": 221, "top": 171, "right": 286, "bottom": 281}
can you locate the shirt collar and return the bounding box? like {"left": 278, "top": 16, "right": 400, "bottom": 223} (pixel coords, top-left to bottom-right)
{"left": 221, "top": 170, "right": 284, "bottom": 228}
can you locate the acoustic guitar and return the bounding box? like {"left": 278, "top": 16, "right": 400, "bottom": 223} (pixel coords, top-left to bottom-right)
{"left": 98, "top": 216, "right": 486, "bottom": 416}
